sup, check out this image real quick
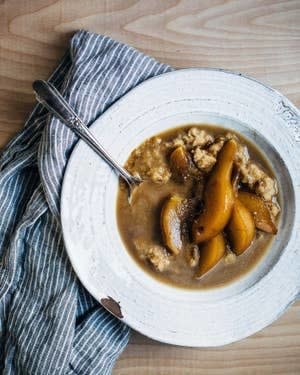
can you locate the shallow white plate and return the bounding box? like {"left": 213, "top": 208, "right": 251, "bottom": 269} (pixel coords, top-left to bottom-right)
{"left": 61, "top": 69, "right": 300, "bottom": 347}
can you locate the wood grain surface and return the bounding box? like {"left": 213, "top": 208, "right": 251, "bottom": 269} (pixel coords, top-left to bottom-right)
{"left": 0, "top": 0, "right": 299, "bottom": 373}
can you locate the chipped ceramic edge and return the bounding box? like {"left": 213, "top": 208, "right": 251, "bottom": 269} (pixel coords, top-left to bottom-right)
{"left": 61, "top": 68, "right": 300, "bottom": 346}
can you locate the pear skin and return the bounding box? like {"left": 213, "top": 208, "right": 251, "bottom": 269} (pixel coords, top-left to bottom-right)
{"left": 238, "top": 191, "right": 277, "bottom": 234}
{"left": 227, "top": 199, "right": 255, "bottom": 255}
{"left": 170, "top": 146, "right": 191, "bottom": 178}
{"left": 195, "top": 233, "right": 226, "bottom": 278}
{"left": 193, "top": 140, "right": 237, "bottom": 243}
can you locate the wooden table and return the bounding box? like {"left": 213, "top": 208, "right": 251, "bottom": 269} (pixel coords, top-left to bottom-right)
{"left": 1, "top": 1, "right": 299, "bottom": 373}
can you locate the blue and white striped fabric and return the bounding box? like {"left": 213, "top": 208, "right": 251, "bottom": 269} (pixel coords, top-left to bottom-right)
{"left": 0, "top": 30, "right": 171, "bottom": 374}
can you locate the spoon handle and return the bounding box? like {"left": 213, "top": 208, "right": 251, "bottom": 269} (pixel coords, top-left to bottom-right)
{"left": 32, "top": 80, "right": 137, "bottom": 185}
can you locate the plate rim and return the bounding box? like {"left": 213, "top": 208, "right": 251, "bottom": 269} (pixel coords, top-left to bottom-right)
{"left": 61, "top": 68, "right": 300, "bottom": 347}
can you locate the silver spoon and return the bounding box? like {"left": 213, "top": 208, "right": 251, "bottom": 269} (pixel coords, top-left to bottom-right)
{"left": 32, "top": 80, "right": 141, "bottom": 199}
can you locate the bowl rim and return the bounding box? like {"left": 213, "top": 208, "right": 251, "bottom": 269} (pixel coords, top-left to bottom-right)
{"left": 61, "top": 68, "right": 300, "bottom": 346}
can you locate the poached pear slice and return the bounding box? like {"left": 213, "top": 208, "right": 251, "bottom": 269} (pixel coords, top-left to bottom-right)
{"left": 227, "top": 199, "right": 255, "bottom": 255}
{"left": 195, "top": 233, "right": 226, "bottom": 278}
{"left": 193, "top": 140, "right": 237, "bottom": 243}
{"left": 170, "top": 146, "right": 192, "bottom": 179}
{"left": 160, "top": 195, "right": 184, "bottom": 255}
{"left": 238, "top": 191, "right": 277, "bottom": 234}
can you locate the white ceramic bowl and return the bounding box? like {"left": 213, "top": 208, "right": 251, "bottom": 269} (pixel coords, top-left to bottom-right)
{"left": 61, "top": 69, "right": 300, "bottom": 346}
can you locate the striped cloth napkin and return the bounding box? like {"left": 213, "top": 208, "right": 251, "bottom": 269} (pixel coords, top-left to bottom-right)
{"left": 0, "top": 30, "right": 170, "bottom": 374}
